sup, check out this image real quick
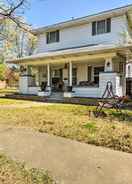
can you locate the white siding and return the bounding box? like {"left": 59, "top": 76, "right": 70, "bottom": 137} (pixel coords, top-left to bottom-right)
{"left": 34, "top": 15, "right": 128, "bottom": 54}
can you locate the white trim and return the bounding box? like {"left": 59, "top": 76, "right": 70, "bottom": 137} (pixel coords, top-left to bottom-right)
{"left": 69, "top": 61, "right": 72, "bottom": 86}
{"left": 47, "top": 63, "right": 50, "bottom": 86}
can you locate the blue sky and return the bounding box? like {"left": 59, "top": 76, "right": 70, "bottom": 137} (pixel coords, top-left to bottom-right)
{"left": 24, "top": 0, "right": 132, "bottom": 28}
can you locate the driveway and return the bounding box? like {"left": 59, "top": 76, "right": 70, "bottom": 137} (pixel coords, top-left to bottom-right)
{"left": 0, "top": 126, "right": 132, "bottom": 184}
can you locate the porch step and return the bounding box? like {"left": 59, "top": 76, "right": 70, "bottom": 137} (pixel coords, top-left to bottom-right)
{"left": 49, "top": 92, "right": 64, "bottom": 100}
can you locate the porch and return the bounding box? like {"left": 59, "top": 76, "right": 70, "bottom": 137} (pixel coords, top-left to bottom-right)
{"left": 19, "top": 55, "right": 125, "bottom": 98}
{"left": 8, "top": 44, "right": 132, "bottom": 98}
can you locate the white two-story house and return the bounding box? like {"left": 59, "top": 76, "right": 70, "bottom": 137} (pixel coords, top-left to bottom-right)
{"left": 8, "top": 5, "right": 132, "bottom": 98}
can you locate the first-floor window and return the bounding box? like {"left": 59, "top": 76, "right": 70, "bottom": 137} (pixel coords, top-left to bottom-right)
{"left": 94, "top": 66, "right": 104, "bottom": 84}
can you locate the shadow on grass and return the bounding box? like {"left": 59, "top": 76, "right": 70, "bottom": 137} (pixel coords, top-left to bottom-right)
{"left": 93, "top": 107, "right": 132, "bottom": 122}
{"left": 109, "top": 111, "right": 132, "bottom": 122}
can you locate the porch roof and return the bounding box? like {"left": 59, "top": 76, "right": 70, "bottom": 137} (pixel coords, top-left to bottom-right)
{"left": 7, "top": 43, "right": 132, "bottom": 65}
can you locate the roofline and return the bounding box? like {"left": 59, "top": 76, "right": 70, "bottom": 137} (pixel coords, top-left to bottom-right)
{"left": 32, "top": 4, "right": 132, "bottom": 34}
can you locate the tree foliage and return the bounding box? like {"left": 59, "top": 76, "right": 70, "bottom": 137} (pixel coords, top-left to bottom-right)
{"left": 0, "top": 63, "right": 6, "bottom": 80}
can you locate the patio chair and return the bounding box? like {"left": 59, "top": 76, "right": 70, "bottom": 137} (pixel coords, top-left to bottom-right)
{"left": 94, "top": 81, "right": 125, "bottom": 118}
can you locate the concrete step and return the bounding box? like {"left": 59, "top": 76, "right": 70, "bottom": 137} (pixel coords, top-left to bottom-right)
{"left": 49, "top": 92, "right": 64, "bottom": 100}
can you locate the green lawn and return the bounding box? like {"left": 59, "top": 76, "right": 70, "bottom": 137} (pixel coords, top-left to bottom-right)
{"left": 0, "top": 88, "right": 18, "bottom": 96}
{"left": 0, "top": 98, "right": 30, "bottom": 105}
{"left": 0, "top": 101, "right": 132, "bottom": 153}
{"left": 0, "top": 153, "right": 54, "bottom": 184}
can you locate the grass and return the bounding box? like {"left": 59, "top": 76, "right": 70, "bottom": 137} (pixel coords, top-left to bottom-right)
{"left": 0, "top": 153, "right": 55, "bottom": 184}
{"left": 0, "top": 88, "right": 18, "bottom": 96}
{"left": 0, "top": 98, "right": 30, "bottom": 105}
{"left": 0, "top": 102, "right": 132, "bottom": 153}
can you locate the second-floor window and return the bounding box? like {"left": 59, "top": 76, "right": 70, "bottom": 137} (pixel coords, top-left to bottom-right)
{"left": 92, "top": 18, "right": 111, "bottom": 36}
{"left": 46, "top": 30, "right": 60, "bottom": 44}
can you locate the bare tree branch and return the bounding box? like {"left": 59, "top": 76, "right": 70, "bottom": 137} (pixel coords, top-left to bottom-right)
{"left": 0, "top": 0, "right": 30, "bottom": 32}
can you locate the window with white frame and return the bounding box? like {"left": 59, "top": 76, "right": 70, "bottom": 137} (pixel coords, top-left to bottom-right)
{"left": 46, "top": 30, "right": 60, "bottom": 44}
{"left": 92, "top": 18, "right": 111, "bottom": 36}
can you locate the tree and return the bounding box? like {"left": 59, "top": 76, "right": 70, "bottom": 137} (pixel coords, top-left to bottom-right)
{"left": 1, "top": 19, "right": 37, "bottom": 59}
{"left": 0, "top": 0, "right": 30, "bottom": 31}
{"left": 0, "top": 1, "right": 37, "bottom": 59}
{"left": 5, "top": 66, "right": 19, "bottom": 87}
{"left": 0, "top": 0, "right": 37, "bottom": 86}
{"left": 0, "top": 63, "right": 6, "bottom": 81}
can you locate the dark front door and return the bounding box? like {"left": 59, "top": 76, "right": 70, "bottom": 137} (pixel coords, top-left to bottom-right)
{"left": 52, "top": 69, "right": 63, "bottom": 92}
{"left": 126, "top": 78, "right": 132, "bottom": 97}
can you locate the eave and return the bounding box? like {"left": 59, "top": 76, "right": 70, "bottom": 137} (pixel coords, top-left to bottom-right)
{"left": 7, "top": 44, "right": 132, "bottom": 66}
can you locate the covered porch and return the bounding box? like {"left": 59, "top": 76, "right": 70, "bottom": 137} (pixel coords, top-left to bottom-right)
{"left": 8, "top": 44, "right": 132, "bottom": 98}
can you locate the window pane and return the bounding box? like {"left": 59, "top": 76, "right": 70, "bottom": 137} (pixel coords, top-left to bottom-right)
{"left": 97, "top": 20, "right": 106, "bottom": 34}
{"left": 50, "top": 32, "right": 56, "bottom": 43}
{"left": 46, "top": 30, "right": 60, "bottom": 44}
{"left": 94, "top": 67, "right": 104, "bottom": 84}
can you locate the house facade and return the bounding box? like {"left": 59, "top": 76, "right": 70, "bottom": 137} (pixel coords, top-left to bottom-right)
{"left": 8, "top": 5, "right": 132, "bottom": 98}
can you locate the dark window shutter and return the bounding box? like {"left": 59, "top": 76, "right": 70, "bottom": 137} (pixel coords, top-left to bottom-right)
{"left": 56, "top": 30, "right": 59, "bottom": 42}
{"left": 92, "top": 22, "right": 96, "bottom": 36}
{"left": 46, "top": 32, "right": 49, "bottom": 44}
{"left": 106, "top": 18, "right": 111, "bottom": 33}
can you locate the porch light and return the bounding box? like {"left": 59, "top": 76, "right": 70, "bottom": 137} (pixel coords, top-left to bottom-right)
{"left": 107, "top": 62, "right": 110, "bottom": 67}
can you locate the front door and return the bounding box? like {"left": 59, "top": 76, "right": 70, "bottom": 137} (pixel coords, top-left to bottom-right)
{"left": 52, "top": 69, "right": 63, "bottom": 92}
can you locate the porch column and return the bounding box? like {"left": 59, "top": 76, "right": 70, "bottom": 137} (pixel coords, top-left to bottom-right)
{"left": 19, "top": 65, "right": 30, "bottom": 94}
{"left": 69, "top": 61, "right": 72, "bottom": 86}
{"left": 47, "top": 63, "right": 50, "bottom": 87}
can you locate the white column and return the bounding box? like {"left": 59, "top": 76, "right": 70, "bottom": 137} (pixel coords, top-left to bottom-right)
{"left": 105, "top": 58, "right": 113, "bottom": 72}
{"left": 69, "top": 61, "right": 72, "bottom": 86}
{"left": 47, "top": 63, "right": 50, "bottom": 86}
{"left": 19, "top": 65, "right": 30, "bottom": 94}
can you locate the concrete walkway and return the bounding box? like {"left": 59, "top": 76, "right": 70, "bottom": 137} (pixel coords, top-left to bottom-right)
{"left": 0, "top": 126, "right": 132, "bottom": 184}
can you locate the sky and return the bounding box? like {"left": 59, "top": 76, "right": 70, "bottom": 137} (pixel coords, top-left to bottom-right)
{"left": 24, "top": 0, "right": 132, "bottom": 28}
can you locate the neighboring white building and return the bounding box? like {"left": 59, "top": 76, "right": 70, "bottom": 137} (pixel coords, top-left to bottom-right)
{"left": 8, "top": 5, "right": 132, "bottom": 98}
